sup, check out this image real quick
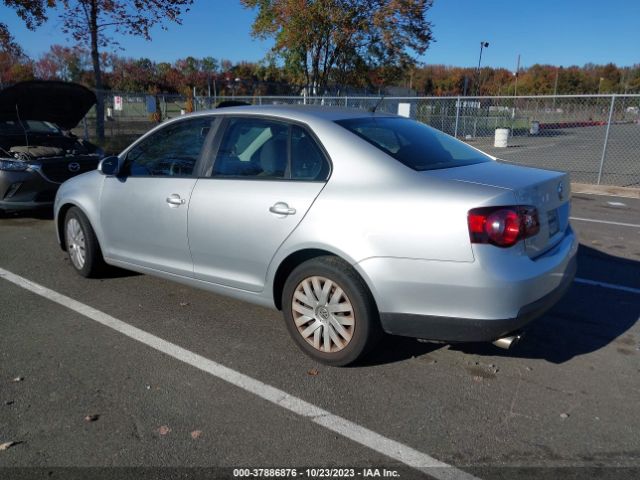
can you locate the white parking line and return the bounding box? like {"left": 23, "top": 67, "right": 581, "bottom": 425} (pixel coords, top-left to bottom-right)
{"left": 570, "top": 217, "right": 640, "bottom": 229}
{"left": 574, "top": 277, "right": 640, "bottom": 295}
{"left": 0, "top": 267, "right": 478, "bottom": 480}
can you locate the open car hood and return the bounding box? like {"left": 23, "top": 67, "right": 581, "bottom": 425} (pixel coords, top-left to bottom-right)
{"left": 0, "top": 81, "right": 96, "bottom": 130}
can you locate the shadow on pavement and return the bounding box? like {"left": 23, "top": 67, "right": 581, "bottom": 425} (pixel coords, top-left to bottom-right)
{"left": 0, "top": 207, "right": 54, "bottom": 220}
{"left": 358, "top": 335, "right": 442, "bottom": 367}
{"left": 454, "top": 244, "right": 639, "bottom": 364}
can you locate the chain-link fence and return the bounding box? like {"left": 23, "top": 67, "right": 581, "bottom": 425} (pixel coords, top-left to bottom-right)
{"left": 78, "top": 93, "right": 640, "bottom": 187}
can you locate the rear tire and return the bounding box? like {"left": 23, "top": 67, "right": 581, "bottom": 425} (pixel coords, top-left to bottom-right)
{"left": 64, "top": 207, "right": 106, "bottom": 278}
{"left": 282, "top": 256, "right": 381, "bottom": 366}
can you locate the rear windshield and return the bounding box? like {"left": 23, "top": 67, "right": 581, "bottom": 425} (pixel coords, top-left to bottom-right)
{"left": 335, "top": 117, "right": 491, "bottom": 171}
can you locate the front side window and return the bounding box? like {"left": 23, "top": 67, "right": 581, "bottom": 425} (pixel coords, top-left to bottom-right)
{"left": 123, "top": 117, "right": 213, "bottom": 177}
{"left": 336, "top": 117, "right": 491, "bottom": 171}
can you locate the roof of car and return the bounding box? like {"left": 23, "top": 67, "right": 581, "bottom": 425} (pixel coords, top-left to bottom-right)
{"left": 184, "top": 104, "right": 396, "bottom": 124}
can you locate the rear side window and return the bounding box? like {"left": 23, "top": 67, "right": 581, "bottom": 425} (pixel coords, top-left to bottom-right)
{"left": 335, "top": 117, "right": 491, "bottom": 171}
{"left": 291, "top": 126, "right": 329, "bottom": 181}
{"left": 211, "top": 118, "right": 330, "bottom": 181}
{"left": 212, "top": 118, "right": 289, "bottom": 179}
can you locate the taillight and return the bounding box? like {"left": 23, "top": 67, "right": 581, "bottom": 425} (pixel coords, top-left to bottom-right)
{"left": 468, "top": 206, "right": 540, "bottom": 248}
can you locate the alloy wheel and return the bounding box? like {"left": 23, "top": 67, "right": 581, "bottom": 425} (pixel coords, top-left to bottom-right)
{"left": 66, "top": 217, "right": 86, "bottom": 270}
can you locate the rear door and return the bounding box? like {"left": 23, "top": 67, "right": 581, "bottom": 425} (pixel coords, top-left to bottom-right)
{"left": 188, "top": 117, "right": 330, "bottom": 292}
{"left": 100, "top": 116, "right": 215, "bottom": 276}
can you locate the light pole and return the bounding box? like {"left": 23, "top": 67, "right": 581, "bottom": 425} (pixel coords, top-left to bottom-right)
{"left": 513, "top": 54, "right": 520, "bottom": 97}
{"left": 598, "top": 77, "right": 604, "bottom": 94}
{"left": 475, "top": 41, "right": 489, "bottom": 96}
{"left": 552, "top": 66, "right": 560, "bottom": 109}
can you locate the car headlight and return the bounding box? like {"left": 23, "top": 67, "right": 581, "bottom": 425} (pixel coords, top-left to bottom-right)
{"left": 0, "top": 159, "right": 30, "bottom": 171}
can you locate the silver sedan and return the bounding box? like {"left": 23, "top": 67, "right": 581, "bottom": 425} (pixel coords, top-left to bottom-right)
{"left": 54, "top": 106, "right": 578, "bottom": 365}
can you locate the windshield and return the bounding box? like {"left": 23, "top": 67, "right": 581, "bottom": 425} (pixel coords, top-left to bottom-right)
{"left": 335, "top": 117, "right": 491, "bottom": 171}
{"left": 0, "top": 120, "right": 62, "bottom": 135}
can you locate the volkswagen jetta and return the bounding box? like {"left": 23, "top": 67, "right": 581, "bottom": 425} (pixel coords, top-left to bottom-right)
{"left": 54, "top": 106, "right": 578, "bottom": 365}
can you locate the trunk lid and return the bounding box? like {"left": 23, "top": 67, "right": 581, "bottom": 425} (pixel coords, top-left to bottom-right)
{"left": 425, "top": 160, "right": 571, "bottom": 257}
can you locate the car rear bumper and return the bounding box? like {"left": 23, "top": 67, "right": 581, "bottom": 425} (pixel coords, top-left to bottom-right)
{"left": 379, "top": 254, "right": 576, "bottom": 341}
{"left": 356, "top": 226, "right": 578, "bottom": 342}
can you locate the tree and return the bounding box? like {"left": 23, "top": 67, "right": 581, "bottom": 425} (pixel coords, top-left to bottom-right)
{"left": 241, "top": 0, "right": 434, "bottom": 94}
{"left": 201, "top": 56, "right": 218, "bottom": 96}
{"left": 34, "top": 44, "right": 88, "bottom": 81}
{"left": 1, "top": 1, "right": 51, "bottom": 86}
{"left": 59, "top": 0, "right": 193, "bottom": 139}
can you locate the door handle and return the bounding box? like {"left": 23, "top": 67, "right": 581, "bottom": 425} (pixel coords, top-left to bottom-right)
{"left": 269, "top": 202, "right": 296, "bottom": 216}
{"left": 166, "top": 194, "right": 186, "bottom": 207}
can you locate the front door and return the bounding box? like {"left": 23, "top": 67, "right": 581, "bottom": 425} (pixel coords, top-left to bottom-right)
{"left": 100, "top": 116, "right": 214, "bottom": 277}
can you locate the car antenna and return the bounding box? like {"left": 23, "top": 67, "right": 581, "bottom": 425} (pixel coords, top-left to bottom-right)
{"left": 15, "top": 104, "right": 30, "bottom": 151}
{"left": 369, "top": 95, "right": 385, "bottom": 113}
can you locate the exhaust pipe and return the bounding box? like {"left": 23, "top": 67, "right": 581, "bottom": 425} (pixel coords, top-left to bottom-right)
{"left": 492, "top": 332, "right": 523, "bottom": 350}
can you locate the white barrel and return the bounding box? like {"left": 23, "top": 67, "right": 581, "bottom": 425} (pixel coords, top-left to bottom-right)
{"left": 530, "top": 121, "right": 540, "bottom": 135}
{"left": 494, "top": 128, "right": 510, "bottom": 147}
{"left": 106, "top": 107, "right": 113, "bottom": 118}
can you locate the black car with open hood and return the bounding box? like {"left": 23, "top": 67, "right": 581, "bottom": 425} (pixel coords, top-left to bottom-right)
{"left": 0, "top": 81, "right": 103, "bottom": 212}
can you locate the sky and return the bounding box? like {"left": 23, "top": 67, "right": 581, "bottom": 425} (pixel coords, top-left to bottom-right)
{"left": 1, "top": 0, "right": 639, "bottom": 70}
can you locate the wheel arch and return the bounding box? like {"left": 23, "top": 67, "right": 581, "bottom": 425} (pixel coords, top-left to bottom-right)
{"left": 57, "top": 202, "right": 92, "bottom": 251}
{"left": 271, "top": 248, "right": 380, "bottom": 313}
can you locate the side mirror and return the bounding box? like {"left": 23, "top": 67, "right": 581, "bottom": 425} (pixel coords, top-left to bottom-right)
{"left": 98, "top": 156, "right": 120, "bottom": 176}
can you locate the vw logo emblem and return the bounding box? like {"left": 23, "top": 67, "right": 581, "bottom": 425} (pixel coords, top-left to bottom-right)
{"left": 68, "top": 162, "right": 81, "bottom": 172}
{"left": 557, "top": 182, "right": 564, "bottom": 200}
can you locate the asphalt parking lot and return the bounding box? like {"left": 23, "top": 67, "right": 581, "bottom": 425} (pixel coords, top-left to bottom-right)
{"left": 1, "top": 192, "right": 639, "bottom": 480}
{"left": 469, "top": 124, "right": 640, "bottom": 187}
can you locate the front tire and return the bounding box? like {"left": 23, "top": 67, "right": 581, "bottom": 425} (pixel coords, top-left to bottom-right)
{"left": 64, "top": 207, "right": 106, "bottom": 278}
{"left": 282, "top": 256, "right": 381, "bottom": 366}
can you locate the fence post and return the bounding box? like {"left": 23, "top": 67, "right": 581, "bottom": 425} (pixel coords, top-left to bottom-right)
{"left": 345, "top": 96, "right": 349, "bottom": 108}
{"left": 454, "top": 96, "right": 461, "bottom": 137}
{"left": 597, "top": 95, "right": 616, "bottom": 185}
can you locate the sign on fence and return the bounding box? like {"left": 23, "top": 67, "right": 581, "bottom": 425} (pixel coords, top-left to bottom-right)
{"left": 397, "top": 102, "right": 411, "bottom": 118}
{"left": 113, "top": 96, "right": 123, "bottom": 111}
